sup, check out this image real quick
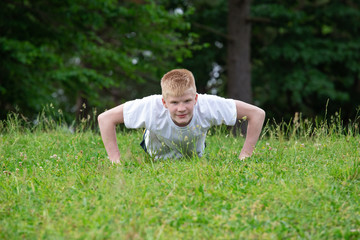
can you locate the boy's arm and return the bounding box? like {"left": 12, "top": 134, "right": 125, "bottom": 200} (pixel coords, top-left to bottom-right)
{"left": 234, "top": 100, "right": 266, "bottom": 159}
{"left": 97, "top": 104, "right": 125, "bottom": 164}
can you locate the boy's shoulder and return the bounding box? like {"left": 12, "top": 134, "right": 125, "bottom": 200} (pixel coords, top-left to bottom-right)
{"left": 128, "top": 94, "right": 162, "bottom": 105}
{"left": 196, "top": 94, "right": 236, "bottom": 115}
{"left": 124, "top": 94, "right": 163, "bottom": 113}
{"left": 127, "top": 94, "right": 232, "bottom": 109}
{"left": 196, "top": 94, "right": 237, "bottom": 126}
{"left": 142, "top": 94, "right": 162, "bottom": 101}
{"left": 197, "top": 94, "right": 233, "bottom": 105}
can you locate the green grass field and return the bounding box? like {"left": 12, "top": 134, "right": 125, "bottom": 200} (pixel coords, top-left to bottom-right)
{"left": 1, "top": 113, "right": 359, "bottom": 239}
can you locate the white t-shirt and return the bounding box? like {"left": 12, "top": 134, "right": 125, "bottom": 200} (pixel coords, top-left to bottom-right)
{"left": 123, "top": 94, "right": 237, "bottom": 159}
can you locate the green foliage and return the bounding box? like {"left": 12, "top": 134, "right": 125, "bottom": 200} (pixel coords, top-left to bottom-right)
{"left": 0, "top": 0, "right": 194, "bottom": 120}
{"left": 252, "top": 0, "right": 360, "bottom": 119}
{"left": 164, "top": 0, "right": 228, "bottom": 94}
{"left": 2, "top": 0, "right": 360, "bottom": 123}
{"left": 1, "top": 114, "right": 360, "bottom": 239}
{"left": 170, "top": 0, "right": 360, "bottom": 120}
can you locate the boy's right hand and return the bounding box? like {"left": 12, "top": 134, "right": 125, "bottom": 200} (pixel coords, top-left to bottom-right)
{"left": 98, "top": 104, "right": 125, "bottom": 164}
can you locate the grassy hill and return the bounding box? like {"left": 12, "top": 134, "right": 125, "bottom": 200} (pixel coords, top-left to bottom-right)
{"left": 1, "top": 113, "right": 359, "bottom": 239}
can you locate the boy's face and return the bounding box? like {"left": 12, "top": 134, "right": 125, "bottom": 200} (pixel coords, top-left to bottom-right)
{"left": 162, "top": 90, "right": 198, "bottom": 127}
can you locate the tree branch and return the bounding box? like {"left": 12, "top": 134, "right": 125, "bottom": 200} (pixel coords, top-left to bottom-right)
{"left": 192, "top": 22, "right": 234, "bottom": 41}
{"left": 246, "top": 17, "right": 272, "bottom": 24}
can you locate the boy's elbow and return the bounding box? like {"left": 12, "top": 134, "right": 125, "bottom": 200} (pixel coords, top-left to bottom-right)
{"left": 97, "top": 113, "right": 105, "bottom": 125}
{"left": 97, "top": 107, "right": 124, "bottom": 127}
{"left": 253, "top": 107, "right": 265, "bottom": 123}
{"left": 97, "top": 112, "right": 109, "bottom": 127}
{"left": 259, "top": 108, "right": 266, "bottom": 120}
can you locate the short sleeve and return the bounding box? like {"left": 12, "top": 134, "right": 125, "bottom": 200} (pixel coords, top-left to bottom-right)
{"left": 123, "top": 95, "right": 162, "bottom": 129}
{"left": 196, "top": 94, "right": 237, "bottom": 127}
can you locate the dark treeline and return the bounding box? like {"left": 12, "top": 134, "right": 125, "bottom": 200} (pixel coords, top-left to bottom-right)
{"left": 1, "top": 0, "right": 359, "bottom": 124}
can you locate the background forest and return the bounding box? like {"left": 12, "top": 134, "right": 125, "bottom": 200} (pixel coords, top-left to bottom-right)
{"left": 1, "top": 0, "right": 360, "bottom": 123}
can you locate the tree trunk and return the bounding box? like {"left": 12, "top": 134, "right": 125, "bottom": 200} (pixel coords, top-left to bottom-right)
{"left": 227, "top": 0, "right": 252, "bottom": 135}
{"left": 75, "top": 93, "right": 89, "bottom": 121}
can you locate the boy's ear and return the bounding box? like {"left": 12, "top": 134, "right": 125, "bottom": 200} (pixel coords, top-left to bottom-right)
{"left": 162, "top": 97, "right": 168, "bottom": 108}
{"left": 194, "top": 93, "right": 198, "bottom": 104}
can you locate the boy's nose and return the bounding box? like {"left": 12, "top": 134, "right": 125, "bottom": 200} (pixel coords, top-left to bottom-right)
{"left": 178, "top": 103, "right": 186, "bottom": 111}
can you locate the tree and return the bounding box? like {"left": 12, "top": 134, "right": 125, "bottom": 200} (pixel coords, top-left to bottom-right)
{"left": 178, "top": 0, "right": 360, "bottom": 122}
{"left": 226, "top": 0, "right": 253, "bottom": 135}
{"left": 159, "top": 0, "right": 229, "bottom": 95}
{"left": 227, "top": 0, "right": 252, "bottom": 104}
{"left": 0, "top": 0, "right": 193, "bottom": 121}
{"left": 251, "top": 0, "right": 360, "bottom": 120}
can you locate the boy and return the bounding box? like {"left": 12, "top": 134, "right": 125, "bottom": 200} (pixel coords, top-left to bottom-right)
{"left": 98, "top": 69, "right": 265, "bottom": 163}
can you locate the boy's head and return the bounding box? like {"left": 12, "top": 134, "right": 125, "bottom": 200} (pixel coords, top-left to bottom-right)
{"left": 161, "top": 69, "right": 198, "bottom": 127}
{"left": 161, "top": 69, "right": 197, "bottom": 99}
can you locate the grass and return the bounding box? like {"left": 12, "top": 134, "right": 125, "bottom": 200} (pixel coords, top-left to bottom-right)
{"left": 1, "top": 111, "right": 360, "bottom": 239}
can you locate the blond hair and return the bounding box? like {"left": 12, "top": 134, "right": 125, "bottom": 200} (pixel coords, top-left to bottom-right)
{"left": 161, "top": 69, "right": 197, "bottom": 98}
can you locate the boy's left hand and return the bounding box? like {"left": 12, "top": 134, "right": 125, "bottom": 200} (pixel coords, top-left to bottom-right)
{"left": 234, "top": 100, "right": 265, "bottom": 161}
